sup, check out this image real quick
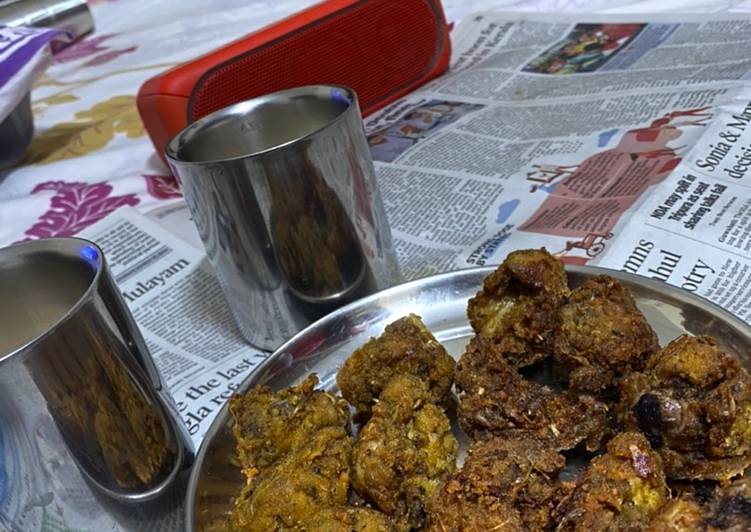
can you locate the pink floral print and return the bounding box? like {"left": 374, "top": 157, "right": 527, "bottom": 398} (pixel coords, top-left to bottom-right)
{"left": 53, "top": 35, "right": 116, "bottom": 64}
{"left": 52, "top": 34, "right": 136, "bottom": 67}
{"left": 144, "top": 174, "right": 182, "bottom": 200}
{"left": 18, "top": 181, "right": 139, "bottom": 241}
{"left": 83, "top": 46, "right": 137, "bottom": 67}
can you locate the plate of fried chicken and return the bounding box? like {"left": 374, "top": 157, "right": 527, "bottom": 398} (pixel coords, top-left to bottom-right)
{"left": 187, "top": 249, "right": 751, "bottom": 531}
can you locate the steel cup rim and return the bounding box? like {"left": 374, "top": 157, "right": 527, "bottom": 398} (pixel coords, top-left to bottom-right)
{"left": 164, "top": 84, "right": 359, "bottom": 167}
{"left": 0, "top": 236, "right": 105, "bottom": 363}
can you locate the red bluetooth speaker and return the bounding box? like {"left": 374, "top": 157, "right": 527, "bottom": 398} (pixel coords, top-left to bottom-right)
{"left": 137, "top": 0, "right": 451, "bottom": 162}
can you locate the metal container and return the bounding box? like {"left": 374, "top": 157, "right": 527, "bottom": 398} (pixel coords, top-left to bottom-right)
{"left": 0, "top": 0, "right": 94, "bottom": 41}
{"left": 0, "top": 238, "right": 193, "bottom": 529}
{"left": 186, "top": 265, "right": 751, "bottom": 531}
{"left": 0, "top": 92, "right": 33, "bottom": 170}
{"left": 0, "top": 0, "right": 94, "bottom": 170}
{"left": 166, "top": 85, "right": 399, "bottom": 351}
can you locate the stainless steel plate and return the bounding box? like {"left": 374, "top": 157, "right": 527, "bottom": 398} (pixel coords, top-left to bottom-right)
{"left": 186, "top": 265, "right": 751, "bottom": 531}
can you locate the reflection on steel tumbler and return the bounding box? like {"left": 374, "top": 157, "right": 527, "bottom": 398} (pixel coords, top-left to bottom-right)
{"left": 0, "top": 238, "right": 192, "bottom": 505}
{"left": 166, "top": 85, "right": 399, "bottom": 351}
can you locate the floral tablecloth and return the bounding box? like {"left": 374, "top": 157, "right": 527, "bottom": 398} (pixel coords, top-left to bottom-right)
{"left": 2, "top": 0, "right": 750, "bottom": 247}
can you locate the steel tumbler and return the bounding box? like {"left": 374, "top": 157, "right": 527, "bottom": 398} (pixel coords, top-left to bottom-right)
{"left": 0, "top": 0, "right": 94, "bottom": 41}
{"left": 0, "top": 237, "right": 193, "bottom": 524}
{"left": 166, "top": 85, "right": 399, "bottom": 351}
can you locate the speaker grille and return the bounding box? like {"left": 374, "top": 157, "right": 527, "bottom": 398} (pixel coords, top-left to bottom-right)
{"left": 190, "top": 0, "right": 440, "bottom": 120}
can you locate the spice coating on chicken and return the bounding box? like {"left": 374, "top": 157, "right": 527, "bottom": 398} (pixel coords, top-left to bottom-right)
{"left": 296, "top": 506, "right": 396, "bottom": 532}
{"left": 467, "top": 248, "right": 569, "bottom": 368}
{"left": 352, "top": 375, "right": 458, "bottom": 530}
{"left": 645, "top": 495, "right": 704, "bottom": 532}
{"left": 337, "top": 314, "right": 456, "bottom": 415}
{"left": 555, "top": 431, "right": 669, "bottom": 531}
{"left": 647, "top": 477, "right": 751, "bottom": 531}
{"left": 456, "top": 335, "right": 608, "bottom": 451}
{"left": 230, "top": 427, "right": 352, "bottom": 531}
{"left": 554, "top": 275, "right": 659, "bottom": 397}
{"left": 426, "top": 434, "right": 570, "bottom": 531}
{"left": 229, "top": 374, "right": 350, "bottom": 474}
{"left": 619, "top": 335, "right": 751, "bottom": 480}
{"left": 700, "top": 477, "right": 751, "bottom": 531}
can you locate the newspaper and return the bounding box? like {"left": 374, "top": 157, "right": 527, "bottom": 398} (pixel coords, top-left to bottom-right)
{"left": 360, "top": 12, "right": 751, "bottom": 324}
{"left": 75, "top": 14, "right": 751, "bottom": 442}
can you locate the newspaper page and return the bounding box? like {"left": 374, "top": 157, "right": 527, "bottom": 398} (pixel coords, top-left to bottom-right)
{"left": 145, "top": 198, "right": 204, "bottom": 251}
{"left": 78, "top": 207, "right": 269, "bottom": 447}
{"left": 592, "top": 86, "right": 751, "bottom": 323}
{"left": 362, "top": 12, "right": 751, "bottom": 324}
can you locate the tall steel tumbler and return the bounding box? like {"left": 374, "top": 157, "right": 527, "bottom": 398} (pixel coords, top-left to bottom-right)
{"left": 0, "top": 237, "right": 192, "bottom": 523}
{"left": 166, "top": 85, "right": 399, "bottom": 351}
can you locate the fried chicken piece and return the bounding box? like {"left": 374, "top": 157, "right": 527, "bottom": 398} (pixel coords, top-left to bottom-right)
{"left": 467, "top": 248, "right": 569, "bottom": 368}
{"left": 352, "top": 375, "right": 458, "bottom": 530}
{"left": 456, "top": 336, "right": 608, "bottom": 451}
{"left": 702, "top": 477, "right": 751, "bottom": 531}
{"left": 645, "top": 495, "right": 704, "bottom": 531}
{"left": 554, "top": 275, "right": 659, "bottom": 397}
{"left": 230, "top": 427, "right": 352, "bottom": 531}
{"left": 648, "top": 478, "right": 751, "bottom": 531}
{"left": 229, "top": 374, "right": 350, "bottom": 473}
{"left": 337, "top": 314, "right": 455, "bottom": 415}
{"left": 296, "top": 506, "right": 395, "bottom": 532}
{"left": 555, "top": 431, "right": 670, "bottom": 531}
{"left": 658, "top": 452, "right": 751, "bottom": 483}
{"left": 426, "top": 434, "right": 570, "bottom": 531}
{"left": 229, "top": 376, "right": 354, "bottom": 530}
{"left": 618, "top": 335, "right": 751, "bottom": 480}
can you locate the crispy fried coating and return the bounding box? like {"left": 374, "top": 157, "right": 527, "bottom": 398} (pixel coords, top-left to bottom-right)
{"left": 554, "top": 275, "right": 659, "bottom": 397}
{"left": 455, "top": 336, "right": 608, "bottom": 451}
{"left": 352, "top": 375, "right": 458, "bottom": 530}
{"left": 702, "top": 477, "right": 751, "bottom": 531}
{"left": 296, "top": 506, "right": 395, "bottom": 532}
{"left": 230, "top": 427, "right": 352, "bottom": 531}
{"left": 618, "top": 335, "right": 751, "bottom": 480}
{"left": 229, "top": 376, "right": 353, "bottom": 531}
{"left": 648, "top": 478, "right": 751, "bottom": 531}
{"left": 645, "top": 495, "right": 704, "bottom": 531}
{"left": 555, "top": 431, "right": 670, "bottom": 531}
{"left": 229, "top": 374, "right": 350, "bottom": 473}
{"left": 426, "top": 434, "right": 569, "bottom": 531}
{"left": 337, "top": 314, "right": 455, "bottom": 415}
{"left": 467, "top": 248, "right": 569, "bottom": 368}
